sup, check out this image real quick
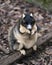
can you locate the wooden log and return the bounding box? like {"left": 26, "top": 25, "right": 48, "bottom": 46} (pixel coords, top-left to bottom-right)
{"left": 0, "top": 51, "right": 22, "bottom": 65}
{"left": 0, "top": 49, "right": 33, "bottom": 65}
{"left": 36, "top": 31, "right": 52, "bottom": 46}
{"left": 0, "top": 45, "right": 10, "bottom": 54}
{"left": 0, "top": 31, "right": 52, "bottom": 65}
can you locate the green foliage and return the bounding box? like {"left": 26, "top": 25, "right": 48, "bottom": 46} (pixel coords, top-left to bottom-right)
{"left": 25, "top": 0, "right": 52, "bottom": 11}
{"left": 25, "top": 0, "right": 32, "bottom": 3}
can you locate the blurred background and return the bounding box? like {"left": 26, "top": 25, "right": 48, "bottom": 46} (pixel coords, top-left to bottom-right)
{"left": 26, "top": 0, "right": 52, "bottom": 12}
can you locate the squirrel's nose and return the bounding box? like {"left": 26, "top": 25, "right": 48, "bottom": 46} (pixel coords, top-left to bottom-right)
{"left": 27, "top": 24, "right": 32, "bottom": 31}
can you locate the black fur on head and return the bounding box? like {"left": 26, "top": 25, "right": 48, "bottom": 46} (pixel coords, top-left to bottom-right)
{"left": 20, "top": 13, "right": 36, "bottom": 31}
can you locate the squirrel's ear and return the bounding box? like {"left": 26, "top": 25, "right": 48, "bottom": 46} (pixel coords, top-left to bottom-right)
{"left": 22, "top": 14, "right": 25, "bottom": 18}
{"left": 30, "top": 13, "right": 33, "bottom": 17}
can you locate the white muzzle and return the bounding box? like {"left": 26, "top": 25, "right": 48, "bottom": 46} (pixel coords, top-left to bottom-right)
{"left": 27, "top": 24, "right": 32, "bottom": 30}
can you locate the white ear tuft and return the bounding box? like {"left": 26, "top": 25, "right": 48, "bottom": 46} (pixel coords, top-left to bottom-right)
{"left": 22, "top": 14, "right": 25, "bottom": 18}
{"left": 30, "top": 13, "right": 33, "bottom": 17}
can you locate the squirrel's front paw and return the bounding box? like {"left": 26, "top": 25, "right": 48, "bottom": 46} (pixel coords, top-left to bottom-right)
{"left": 20, "top": 50, "right": 26, "bottom": 55}
{"left": 33, "top": 45, "right": 37, "bottom": 51}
